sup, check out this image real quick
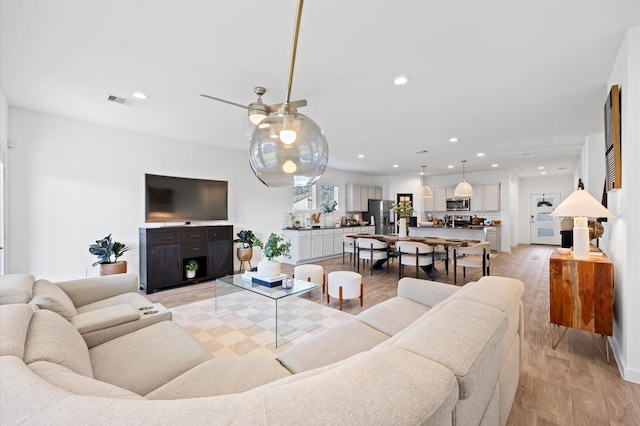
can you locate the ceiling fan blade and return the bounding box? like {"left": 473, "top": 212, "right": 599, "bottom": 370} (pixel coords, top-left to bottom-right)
{"left": 269, "top": 99, "right": 308, "bottom": 110}
{"left": 200, "top": 94, "right": 248, "bottom": 110}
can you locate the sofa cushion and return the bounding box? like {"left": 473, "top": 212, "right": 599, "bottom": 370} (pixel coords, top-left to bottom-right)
{"left": 28, "top": 361, "right": 143, "bottom": 400}
{"left": 0, "top": 304, "right": 36, "bottom": 358}
{"left": 29, "top": 280, "right": 78, "bottom": 320}
{"left": 0, "top": 274, "right": 35, "bottom": 304}
{"left": 146, "top": 357, "right": 291, "bottom": 399}
{"left": 453, "top": 276, "right": 525, "bottom": 314}
{"left": 75, "top": 292, "right": 156, "bottom": 314}
{"left": 355, "top": 296, "right": 430, "bottom": 336}
{"left": 277, "top": 320, "right": 389, "bottom": 374}
{"left": 394, "top": 298, "right": 507, "bottom": 401}
{"left": 89, "top": 320, "right": 211, "bottom": 396}
{"left": 23, "top": 310, "right": 93, "bottom": 378}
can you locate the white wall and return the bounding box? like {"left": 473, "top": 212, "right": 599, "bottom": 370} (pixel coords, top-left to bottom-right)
{"left": 5, "top": 107, "right": 380, "bottom": 281}
{"left": 6, "top": 108, "right": 296, "bottom": 281}
{"left": 0, "top": 90, "right": 8, "bottom": 273}
{"left": 516, "top": 175, "right": 575, "bottom": 245}
{"left": 599, "top": 26, "right": 640, "bottom": 383}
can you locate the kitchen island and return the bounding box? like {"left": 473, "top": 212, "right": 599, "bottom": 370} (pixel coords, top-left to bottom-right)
{"left": 282, "top": 225, "right": 375, "bottom": 265}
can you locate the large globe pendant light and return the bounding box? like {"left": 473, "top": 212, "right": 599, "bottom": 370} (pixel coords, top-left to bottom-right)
{"left": 248, "top": 0, "right": 328, "bottom": 187}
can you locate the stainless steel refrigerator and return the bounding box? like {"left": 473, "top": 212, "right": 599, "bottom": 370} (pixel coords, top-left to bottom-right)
{"left": 364, "top": 199, "right": 395, "bottom": 235}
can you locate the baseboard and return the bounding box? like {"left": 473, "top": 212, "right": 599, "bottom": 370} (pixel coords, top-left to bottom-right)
{"left": 609, "top": 336, "right": 640, "bottom": 384}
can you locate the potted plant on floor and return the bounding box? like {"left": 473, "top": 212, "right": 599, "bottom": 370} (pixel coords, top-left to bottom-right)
{"left": 89, "top": 234, "right": 130, "bottom": 275}
{"left": 185, "top": 260, "right": 198, "bottom": 279}
{"left": 233, "top": 230, "right": 257, "bottom": 272}
{"left": 253, "top": 233, "right": 291, "bottom": 277}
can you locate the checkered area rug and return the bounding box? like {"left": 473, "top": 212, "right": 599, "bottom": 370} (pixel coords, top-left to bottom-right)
{"left": 170, "top": 290, "right": 353, "bottom": 358}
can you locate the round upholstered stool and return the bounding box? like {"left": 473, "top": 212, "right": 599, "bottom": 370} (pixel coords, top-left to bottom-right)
{"left": 293, "top": 264, "right": 325, "bottom": 294}
{"left": 327, "top": 271, "right": 363, "bottom": 311}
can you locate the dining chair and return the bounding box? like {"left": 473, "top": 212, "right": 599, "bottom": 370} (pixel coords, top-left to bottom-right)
{"left": 453, "top": 241, "right": 491, "bottom": 284}
{"left": 356, "top": 238, "right": 389, "bottom": 276}
{"left": 397, "top": 241, "right": 436, "bottom": 280}
{"left": 342, "top": 236, "right": 357, "bottom": 267}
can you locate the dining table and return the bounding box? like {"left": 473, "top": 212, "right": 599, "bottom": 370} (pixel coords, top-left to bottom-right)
{"left": 345, "top": 233, "right": 481, "bottom": 275}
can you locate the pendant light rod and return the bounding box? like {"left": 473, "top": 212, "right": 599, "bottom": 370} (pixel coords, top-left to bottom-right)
{"left": 461, "top": 160, "right": 467, "bottom": 179}
{"left": 285, "top": 0, "right": 304, "bottom": 104}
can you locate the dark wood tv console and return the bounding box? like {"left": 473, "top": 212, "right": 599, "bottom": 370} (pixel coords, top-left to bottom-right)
{"left": 139, "top": 225, "right": 233, "bottom": 293}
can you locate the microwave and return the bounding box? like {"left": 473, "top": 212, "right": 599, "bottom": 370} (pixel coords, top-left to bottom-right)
{"left": 446, "top": 198, "right": 471, "bottom": 211}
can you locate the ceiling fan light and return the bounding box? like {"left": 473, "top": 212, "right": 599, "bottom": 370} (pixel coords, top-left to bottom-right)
{"left": 249, "top": 110, "right": 328, "bottom": 187}
{"left": 248, "top": 102, "right": 270, "bottom": 125}
{"left": 280, "top": 129, "right": 297, "bottom": 144}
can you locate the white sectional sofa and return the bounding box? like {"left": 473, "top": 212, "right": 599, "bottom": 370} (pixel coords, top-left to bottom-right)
{"left": 0, "top": 274, "right": 524, "bottom": 425}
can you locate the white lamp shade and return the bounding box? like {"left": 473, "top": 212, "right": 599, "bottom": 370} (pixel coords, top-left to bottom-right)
{"left": 417, "top": 185, "right": 433, "bottom": 198}
{"left": 249, "top": 110, "right": 329, "bottom": 187}
{"left": 454, "top": 180, "right": 474, "bottom": 197}
{"left": 550, "top": 189, "right": 614, "bottom": 218}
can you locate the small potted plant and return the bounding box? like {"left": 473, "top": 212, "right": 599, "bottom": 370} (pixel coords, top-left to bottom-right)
{"left": 233, "top": 230, "right": 256, "bottom": 272}
{"left": 185, "top": 259, "right": 199, "bottom": 279}
{"left": 89, "top": 234, "right": 130, "bottom": 276}
{"left": 253, "top": 233, "right": 291, "bottom": 277}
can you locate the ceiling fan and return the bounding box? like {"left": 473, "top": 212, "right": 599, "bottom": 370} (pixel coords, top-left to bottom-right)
{"left": 200, "top": 86, "right": 307, "bottom": 125}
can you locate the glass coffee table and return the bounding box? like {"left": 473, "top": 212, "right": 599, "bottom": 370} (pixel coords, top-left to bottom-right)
{"left": 215, "top": 275, "right": 322, "bottom": 347}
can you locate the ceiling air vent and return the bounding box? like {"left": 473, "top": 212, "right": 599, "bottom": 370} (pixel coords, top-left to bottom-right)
{"left": 106, "top": 94, "right": 135, "bottom": 106}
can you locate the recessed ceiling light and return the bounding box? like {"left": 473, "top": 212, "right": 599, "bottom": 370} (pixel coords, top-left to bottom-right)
{"left": 419, "top": 171, "right": 425, "bottom": 175}
{"left": 477, "top": 152, "right": 485, "bottom": 157}
{"left": 132, "top": 91, "right": 147, "bottom": 100}
{"left": 538, "top": 166, "right": 545, "bottom": 170}
{"left": 541, "top": 171, "right": 547, "bottom": 175}
{"left": 449, "top": 137, "right": 458, "bottom": 143}
{"left": 393, "top": 76, "right": 408, "bottom": 86}
{"left": 357, "top": 154, "right": 365, "bottom": 158}
{"left": 491, "top": 164, "right": 498, "bottom": 168}
{"left": 393, "top": 164, "right": 399, "bottom": 168}
{"left": 448, "top": 165, "right": 454, "bottom": 169}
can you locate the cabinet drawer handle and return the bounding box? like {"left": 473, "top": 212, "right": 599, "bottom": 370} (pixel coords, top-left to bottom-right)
{"left": 163, "top": 236, "right": 175, "bottom": 241}
{"left": 190, "top": 234, "right": 201, "bottom": 238}
{"left": 191, "top": 247, "right": 200, "bottom": 252}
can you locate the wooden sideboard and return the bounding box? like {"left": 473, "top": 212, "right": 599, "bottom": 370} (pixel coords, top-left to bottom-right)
{"left": 549, "top": 252, "right": 614, "bottom": 360}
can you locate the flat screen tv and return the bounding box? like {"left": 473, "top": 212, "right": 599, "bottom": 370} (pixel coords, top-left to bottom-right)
{"left": 145, "top": 174, "right": 228, "bottom": 223}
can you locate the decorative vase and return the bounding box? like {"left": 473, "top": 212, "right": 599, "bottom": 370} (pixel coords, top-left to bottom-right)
{"left": 398, "top": 218, "right": 408, "bottom": 237}
{"left": 322, "top": 212, "right": 334, "bottom": 228}
{"left": 186, "top": 270, "right": 196, "bottom": 279}
{"left": 257, "top": 259, "right": 281, "bottom": 278}
{"left": 99, "top": 261, "right": 127, "bottom": 276}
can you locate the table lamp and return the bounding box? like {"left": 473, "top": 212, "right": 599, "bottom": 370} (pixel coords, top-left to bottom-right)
{"left": 550, "top": 188, "right": 614, "bottom": 259}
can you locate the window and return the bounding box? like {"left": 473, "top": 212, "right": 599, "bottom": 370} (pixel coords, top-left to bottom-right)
{"left": 293, "top": 185, "right": 314, "bottom": 210}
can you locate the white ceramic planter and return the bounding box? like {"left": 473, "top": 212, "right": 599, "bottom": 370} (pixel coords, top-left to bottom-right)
{"left": 257, "top": 259, "right": 281, "bottom": 278}
{"left": 186, "top": 270, "right": 196, "bottom": 279}
{"left": 322, "top": 212, "right": 334, "bottom": 228}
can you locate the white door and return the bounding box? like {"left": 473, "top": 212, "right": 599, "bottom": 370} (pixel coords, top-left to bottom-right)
{"left": 530, "top": 193, "right": 561, "bottom": 245}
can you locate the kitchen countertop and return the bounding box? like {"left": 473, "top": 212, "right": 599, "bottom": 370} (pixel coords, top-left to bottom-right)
{"left": 283, "top": 225, "right": 371, "bottom": 231}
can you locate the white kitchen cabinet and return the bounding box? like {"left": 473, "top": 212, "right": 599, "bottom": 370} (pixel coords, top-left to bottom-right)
{"left": 482, "top": 184, "right": 500, "bottom": 211}
{"left": 471, "top": 185, "right": 484, "bottom": 211}
{"left": 446, "top": 186, "right": 457, "bottom": 199}
{"left": 346, "top": 183, "right": 383, "bottom": 212}
{"left": 311, "top": 230, "right": 323, "bottom": 258}
{"left": 486, "top": 227, "right": 501, "bottom": 252}
{"left": 323, "top": 230, "right": 334, "bottom": 256}
{"left": 434, "top": 187, "right": 448, "bottom": 212}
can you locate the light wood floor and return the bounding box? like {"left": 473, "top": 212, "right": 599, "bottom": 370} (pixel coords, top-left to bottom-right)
{"left": 145, "top": 244, "right": 640, "bottom": 425}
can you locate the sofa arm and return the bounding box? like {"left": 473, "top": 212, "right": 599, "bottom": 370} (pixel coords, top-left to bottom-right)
{"left": 55, "top": 274, "right": 139, "bottom": 307}
{"left": 397, "top": 278, "right": 460, "bottom": 307}
{"left": 70, "top": 305, "right": 141, "bottom": 334}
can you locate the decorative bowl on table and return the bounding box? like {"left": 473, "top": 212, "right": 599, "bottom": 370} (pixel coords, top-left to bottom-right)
{"left": 556, "top": 247, "right": 571, "bottom": 254}
{"left": 492, "top": 220, "right": 502, "bottom": 226}
{"left": 419, "top": 221, "right": 434, "bottom": 227}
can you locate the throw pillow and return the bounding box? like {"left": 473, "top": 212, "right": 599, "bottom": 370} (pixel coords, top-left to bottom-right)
{"left": 0, "top": 274, "right": 35, "bottom": 304}
{"left": 30, "top": 279, "right": 78, "bottom": 320}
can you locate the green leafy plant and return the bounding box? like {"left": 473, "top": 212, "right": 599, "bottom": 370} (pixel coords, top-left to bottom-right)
{"left": 88, "top": 234, "right": 130, "bottom": 266}
{"left": 253, "top": 233, "right": 291, "bottom": 261}
{"left": 392, "top": 201, "right": 413, "bottom": 218}
{"left": 185, "top": 259, "right": 199, "bottom": 272}
{"left": 321, "top": 200, "right": 337, "bottom": 213}
{"left": 233, "top": 230, "right": 257, "bottom": 248}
